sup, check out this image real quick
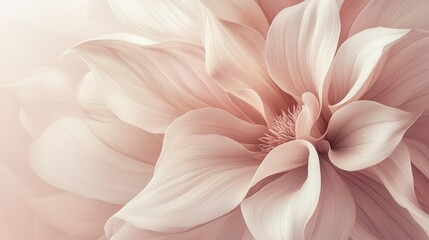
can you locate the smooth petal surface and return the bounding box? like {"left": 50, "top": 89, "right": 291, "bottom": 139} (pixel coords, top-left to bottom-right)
{"left": 326, "top": 101, "right": 419, "bottom": 171}
{"left": 108, "top": 208, "right": 253, "bottom": 240}
{"left": 107, "top": 108, "right": 263, "bottom": 233}
{"left": 266, "top": 0, "right": 340, "bottom": 100}
{"left": 295, "top": 92, "right": 322, "bottom": 139}
{"left": 345, "top": 0, "right": 429, "bottom": 38}
{"left": 304, "top": 159, "right": 355, "bottom": 240}
{"left": 326, "top": 27, "right": 409, "bottom": 109}
{"left": 72, "top": 38, "right": 256, "bottom": 133}
{"left": 109, "top": 0, "right": 202, "bottom": 43}
{"left": 364, "top": 143, "right": 429, "bottom": 234}
{"left": 241, "top": 143, "right": 320, "bottom": 240}
{"left": 343, "top": 172, "right": 428, "bottom": 240}
{"left": 258, "top": 0, "right": 303, "bottom": 23}
{"left": 29, "top": 117, "right": 154, "bottom": 205}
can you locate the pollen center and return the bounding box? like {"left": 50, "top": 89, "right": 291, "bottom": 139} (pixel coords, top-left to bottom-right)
{"left": 259, "top": 106, "right": 301, "bottom": 153}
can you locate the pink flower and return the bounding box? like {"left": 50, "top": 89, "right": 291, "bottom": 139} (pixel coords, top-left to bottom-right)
{"left": 2, "top": 0, "right": 429, "bottom": 239}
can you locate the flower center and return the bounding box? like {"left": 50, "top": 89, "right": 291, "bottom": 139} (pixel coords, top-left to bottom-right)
{"left": 259, "top": 106, "right": 302, "bottom": 153}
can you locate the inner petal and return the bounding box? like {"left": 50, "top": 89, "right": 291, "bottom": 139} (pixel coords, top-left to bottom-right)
{"left": 259, "top": 105, "right": 301, "bottom": 153}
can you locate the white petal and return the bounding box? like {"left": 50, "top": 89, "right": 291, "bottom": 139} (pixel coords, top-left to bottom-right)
{"left": 266, "top": 0, "right": 340, "bottom": 100}
{"left": 29, "top": 118, "right": 154, "bottom": 205}
{"left": 326, "top": 101, "right": 419, "bottom": 171}
{"left": 241, "top": 143, "right": 321, "bottom": 239}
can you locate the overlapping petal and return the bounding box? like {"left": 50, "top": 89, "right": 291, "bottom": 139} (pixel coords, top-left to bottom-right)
{"left": 326, "top": 101, "right": 419, "bottom": 171}
{"left": 107, "top": 108, "right": 263, "bottom": 233}
{"left": 266, "top": 0, "right": 340, "bottom": 100}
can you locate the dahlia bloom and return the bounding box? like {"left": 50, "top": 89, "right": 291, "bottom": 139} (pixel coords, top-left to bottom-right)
{"left": 2, "top": 0, "right": 429, "bottom": 239}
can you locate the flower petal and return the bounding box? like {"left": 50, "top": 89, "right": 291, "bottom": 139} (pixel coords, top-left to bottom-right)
{"left": 107, "top": 108, "right": 263, "bottom": 232}
{"left": 305, "top": 159, "right": 355, "bottom": 240}
{"left": 108, "top": 208, "right": 252, "bottom": 240}
{"left": 345, "top": 0, "right": 429, "bottom": 38}
{"left": 29, "top": 117, "right": 154, "bottom": 205}
{"left": 266, "top": 0, "right": 340, "bottom": 100}
{"left": 343, "top": 172, "right": 428, "bottom": 240}
{"left": 109, "top": 0, "right": 202, "bottom": 43}
{"left": 326, "top": 27, "right": 409, "bottom": 110}
{"left": 295, "top": 92, "right": 322, "bottom": 139}
{"left": 364, "top": 142, "right": 429, "bottom": 234}
{"left": 72, "top": 38, "right": 256, "bottom": 133}
{"left": 241, "top": 144, "right": 321, "bottom": 239}
{"left": 326, "top": 101, "right": 419, "bottom": 171}
{"left": 258, "top": 0, "right": 303, "bottom": 23}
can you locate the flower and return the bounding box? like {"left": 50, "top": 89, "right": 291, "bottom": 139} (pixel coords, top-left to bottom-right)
{"left": 2, "top": 0, "right": 429, "bottom": 239}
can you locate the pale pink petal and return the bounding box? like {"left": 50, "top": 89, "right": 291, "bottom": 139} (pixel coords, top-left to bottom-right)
{"left": 343, "top": 172, "right": 428, "bottom": 240}
{"left": 345, "top": 0, "right": 429, "bottom": 39}
{"left": 326, "top": 27, "right": 409, "bottom": 110}
{"left": 326, "top": 101, "right": 419, "bottom": 171}
{"left": 241, "top": 142, "right": 321, "bottom": 239}
{"left": 258, "top": 0, "right": 303, "bottom": 23}
{"left": 109, "top": 0, "right": 202, "bottom": 43}
{"left": 72, "top": 38, "right": 259, "bottom": 133}
{"left": 266, "top": 0, "right": 340, "bottom": 100}
{"left": 364, "top": 142, "right": 429, "bottom": 234}
{"left": 202, "top": 6, "right": 290, "bottom": 122}
{"left": 29, "top": 117, "right": 154, "bottom": 205}
{"left": 106, "top": 108, "right": 263, "bottom": 233}
{"left": 295, "top": 92, "right": 322, "bottom": 139}
{"left": 202, "top": 0, "right": 269, "bottom": 36}
{"left": 108, "top": 208, "right": 252, "bottom": 240}
{"left": 33, "top": 193, "right": 120, "bottom": 237}
{"left": 338, "top": 0, "right": 370, "bottom": 44}
{"left": 305, "top": 159, "right": 355, "bottom": 240}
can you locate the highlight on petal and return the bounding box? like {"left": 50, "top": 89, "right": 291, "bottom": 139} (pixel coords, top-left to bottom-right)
{"left": 106, "top": 108, "right": 262, "bottom": 233}
{"left": 266, "top": 0, "right": 340, "bottom": 100}
{"left": 343, "top": 172, "right": 428, "bottom": 240}
{"left": 108, "top": 208, "right": 253, "bottom": 240}
{"left": 326, "top": 27, "right": 409, "bottom": 110}
{"left": 326, "top": 101, "right": 419, "bottom": 171}
{"left": 295, "top": 92, "right": 322, "bottom": 139}
{"left": 71, "top": 37, "right": 256, "bottom": 133}
{"left": 109, "top": 0, "right": 202, "bottom": 43}
{"left": 29, "top": 117, "right": 155, "bottom": 205}
{"left": 364, "top": 142, "right": 429, "bottom": 234}
{"left": 241, "top": 141, "right": 321, "bottom": 240}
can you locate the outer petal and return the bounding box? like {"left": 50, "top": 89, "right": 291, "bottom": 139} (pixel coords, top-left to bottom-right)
{"left": 326, "top": 101, "right": 419, "bottom": 171}
{"left": 266, "top": 0, "right": 340, "bottom": 100}
{"left": 364, "top": 142, "right": 429, "bottom": 234}
{"left": 106, "top": 108, "right": 264, "bottom": 233}
{"left": 241, "top": 142, "right": 321, "bottom": 240}
{"left": 344, "top": 0, "right": 429, "bottom": 39}
{"left": 109, "top": 0, "right": 202, "bottom": 43}
{"left": 361, "top": 30, "right": 429, "bottom": 147}
{"left": 304, "top": 159, "right": 355, "bottom": 240}
{"left": 72, "top": 37, "right": 260, "bottom": 133}
{"left": 108, "top": 208, "right": 253, "bottom": 240}
{"left": 326, "top": 27, "right": 409, "bottom": 110}
{"left": 29, "top": 117, "right": 155, "bottom": 205}
{"left": 343, "top": 172, "right": 428, "bottom": 240}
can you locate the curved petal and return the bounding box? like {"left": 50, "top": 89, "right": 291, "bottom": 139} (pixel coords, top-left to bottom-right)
{"left": 202, "top": 2, "right": 289, "bottom": 121}
{"left": 266, "top": 0, "right": 340, "bottom": 100}
{"left": 305, "top": 159, "right": 355, "bottom": 240}
{"left": 295, "top": 92, "right": 322, "bottom": 139}
{"left": 108, "top": 208, "right": 252, "bottom": 240}
{"left": 29, "top": 117, "right": 155, "bottom": 205}
{"left": 106, "top": 108, "right": 263, "bottom": 232}
{"left": 326, "top": 101, "right": 419, "bottom": 171}
{"left": 109, "top": 0, "right": 202, "bottom": 43}
{"left": 72, "top": 38, "right": 258, "bottom": 133}
{"left": 342, "top": 172, "right": 428, "bottom": 240}
{"left": 345, "top": 0, "right": 429, "bottom": 38}
{"left": 241, "top": 144, "right": 321, "bottom": 240}
{"left": 326, "top": 27, "right": 409, "bottom": 109}
{"left": 364, "top": 142, "right": 429, "bottom": 234}
{"left": 202, "top": 0, "right": 269, "bottom": 36}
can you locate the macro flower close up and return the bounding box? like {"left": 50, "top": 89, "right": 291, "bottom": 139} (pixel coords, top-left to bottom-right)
{"left": 2, "top": 0, "right": 429, "bottom": 239}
